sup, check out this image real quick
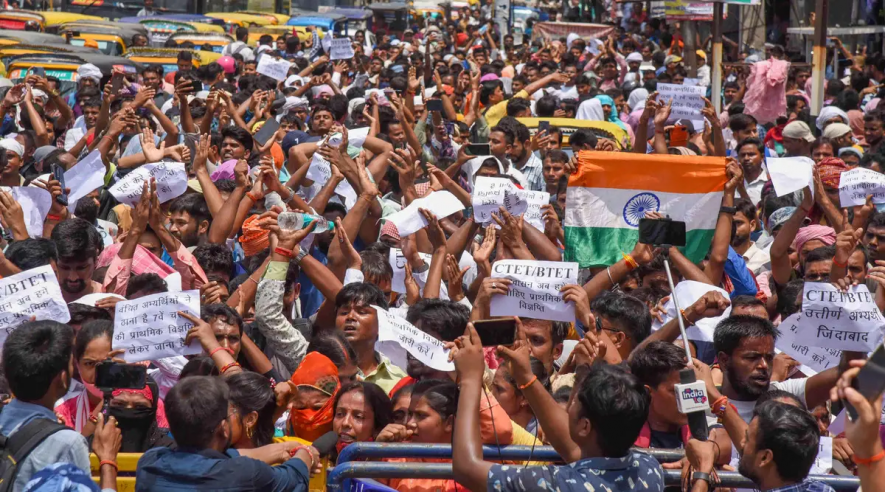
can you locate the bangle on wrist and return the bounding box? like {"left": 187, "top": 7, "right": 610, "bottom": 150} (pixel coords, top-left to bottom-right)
{"left": 219, "top": 361, "right": 241, "bottom": 374}
{"left": 46, "top": 213, "right": 63, "bottom": 222}
{"left": 209, "top": 346, "right": 234, "bottom": 357}
{"left": 518, "top": 375, "right": 538, "bottom": 390}
{"left": 853, "top": 449, "right": 885, "bottom": 466}
{"left": 832, "top": 256, "right": 848, "bottom": 268}
{"left": 273, "top": 246, "right": 293, "bottom": 258}
{"left": 680, "top": 309, "right": 696, "bottom": 326}
{"left": 99, "top": 460, "right": 118, "bottom": 470}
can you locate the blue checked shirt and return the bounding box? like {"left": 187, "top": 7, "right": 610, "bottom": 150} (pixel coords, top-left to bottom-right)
{"left": 487, "top": 451, "right": 664, "bottom": 492}
{"left": 515, "top": 152, "right": 546, "bottom": 192}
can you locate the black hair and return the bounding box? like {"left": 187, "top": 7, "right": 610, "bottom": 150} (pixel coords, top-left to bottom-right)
{"left": 590, "top": 291, "right": 652, "bottom": 345}
{"left": 126, "top": 273, "right": 168, "bottom": 298}
{"left": 334, "top": 381, "right": 393, "bottom": 435}
{"left": 752, "top": 400, "right": 821, "bottom": 482}
{"left": 335, "top": 282, "right": 389, "bottom": 310}
{"left": 628, "top": 340, "right": 687, "bottom": 388}
{"left": 201, "top": 303, "right": 244, "bottom": 335}
{"left": 420, "top": 381, "right": 459, "bottom": 423}
{"left": 193, "top": 243, "right": 234, "bottom": 278}
{"left": 165, "top": 376, "right": 229, "bottom": 449}
{"left": 180, "top": 356, "right": 219, "bottom": 379}
{"left": 729, "top": 113, "right": 758, "bottom": 132}
{"left": 479, "top": 79, "right": 503, "bottom": 106}
{"left": 757, "top": 389, "right": 807, "bottom": 410}
{"left": 220, "top": 126, "right": 254, "bottom": 155}
{"left": 359, "top": 250, "right": 393, "bottom": 285}
{"left": 731, "top": 294, "right": 765, "bottom": 311}
{"left": 569, "top": 128, "right": 598, "bottom": 150}
{"left": 200, "top": 62, "right": 224, "bottom": 84}
{"left": 776, "top": 279, "right": 805, "bottom": 319}
{"left": 4, "top": 238, "right": 57, "bottom": 270}
{"left": 575, "top": 364, "right": 650, "bottom": 456}
{"left": 74, "top": 319, "right": 113, "bottom": 361}
{"left": 737, "top": 137, "right": 764, "bottom": 156}
{"left": 406, "top": 299, "right": 469, "bottom": 342}
{"left": 168, "top": 193, "right": 211, "bottom": 226}
{"left": 235, "top": 26, "right": 249, "bottom": 41}
{"left": 306, "top": 330, "right": 357, "bottom": 369}
{"left": 506, "top": 97, "right": 532, "bottom": 117}
{"left": 177, "top": 51, "right": 193, "bottom": 62}
{"left": 735, "top": 197, "right": 758, "bottom": 222}
{"left": 805, "top": 245, "right": 836, "bottom": 264}
{"left": 67, "top": 303, "right": 112, "bottom": 327}
{"left": 2, "top": 320, "right": 73, "bottom": 401}
{"left": 535, "top": 95, "right": 559, "bottom": 118}
{"left": 227, "top": 371, "right": 276, "bottom": 447}
{"left": 713, "top": 315, "right": 780, "bottom": 357}
{"left": 50, "top": 218, "right": 102, "bottom": 261}
{"left": 546, "top": 149, "right": 569, "bottom": 164}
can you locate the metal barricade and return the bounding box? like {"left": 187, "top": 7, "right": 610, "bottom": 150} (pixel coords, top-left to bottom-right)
{"left": 328, "top": 443, "right": 861, "bottom": 492}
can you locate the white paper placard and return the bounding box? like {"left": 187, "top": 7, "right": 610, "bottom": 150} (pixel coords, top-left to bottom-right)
{"left": 373, "top": 305, "right": 454, "bottom": 372}
{"left": 839, "top": 167, "right": 885, "bottom": 207}
{"left": 489, "top": 260, "right": 578, "bottom": 322}
{"left": 801, "top": 283, "right": 885, "bottom": 351}
{"left": 472, "top": 176, "right": 516, "bottom": 223}
{"left": 108, "top": 161, "right": 187, "bottom": 206}
{"left": 256, "top": 56, "right": 293, "bottom": 81}
{"left": 330, "top": 37, "right": 355, "bottom": 60}
{"left": 2, "top": 186, "right": 51, "bottom": 238}
{"left": 766, "top": 156, "right": 814, "bottom": 198}
{"left": 112, "top": 290, "right": 202, "bottom": 362}
{"left": 657, "top": 83, "right": 706, "bottom": 122}
{"left": 64, "top": 149, "right": 105, "bottom": 212}
{"left": 389, "top": 248, "right": 432, "bottom": 294}
{"left": 521, "top": 189, "right": 551, "bottom": 232}
{"left": 305, "top": 152, "right": 358, "bottom": 210}
{"left": 810, "top": 436, "right": 833, "bottom": 474}
{"left": 654, "top": 281, "right": 732, "bottom": 342}
{"left": 385, "top": 191, "right": 465, "bottom": 237}
{"left": 0, "top": 265, "right": 70, "bottom": 346}
{"left": 775, "top": 313, "right": 843, "bottom": 373}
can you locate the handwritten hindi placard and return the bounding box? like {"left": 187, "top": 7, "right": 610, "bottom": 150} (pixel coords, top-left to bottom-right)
{"left": 490, "top": 260, "right": 578, "bottom": 322}
{"left": 373, "top": 305, "right": 454, "bottom": 372}
{"left": 472, "top": 176, "right": 515, "bottom": 223}
{"left": 330, "top": 38, "right": 355, "bottom": 61}
{"left": 108, "top": 161, "right": 187, "bottom": 206}
{"left": 657, "top": 83, "right": 706, "bottom": 122}
{"left": 64, "top": 149, "right": 105, "bottom": 213}
{"left": 0, "top": 265, "right": 70, "bottom": 346}
{"left": 113, "top": 290, "right": 202, "bottom": 363}
{"left": 2, "top": 186, "right": 51, "bottom": 238}
{"left": 839, "top": 167, "right": 885, "bottom": 207}
{"left": 256, "top": 56, "right": 293, "bottom": 81}
{"left": 776, "top": 313, "right": 843, "bottom": 374}
{"left": 521, "top": 189, "right": 550, "bottom": 231}
{"left": 305, "top": 151, "right": 358, "bottom": 210}
{"left": 801, "top": 283, "right": 885, "bottom": 352}
{"left": 385, "top": 191, "right": 465, "bottom": 237}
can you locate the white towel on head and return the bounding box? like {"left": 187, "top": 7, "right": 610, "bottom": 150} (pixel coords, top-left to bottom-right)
{"left": 0, "top": 138, "right": 23, "bottom": 157}
{"left": 576, "top": 98, "right": 605, "bottom": 121}
{"left": 77, "top": 63, "right": 102, "bottom": 82}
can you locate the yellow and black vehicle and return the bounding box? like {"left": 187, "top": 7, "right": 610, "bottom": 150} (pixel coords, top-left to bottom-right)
{"left": 168, "top": 32, "right": 234, "bottom": 54}
{"left": 517, "top": 117, "right": 629, "bottom": 149}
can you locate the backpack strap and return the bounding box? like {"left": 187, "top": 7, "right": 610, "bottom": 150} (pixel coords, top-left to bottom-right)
{"left": 5, "top": 419, "right": 66, "bottom": 482}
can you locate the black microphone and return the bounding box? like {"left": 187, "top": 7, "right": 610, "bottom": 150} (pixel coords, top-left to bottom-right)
{"left": 312, "top": 430, "right": 340, "bottom": 457}
{"left": 676, "top": 368, "right": 709, "bottom": 441}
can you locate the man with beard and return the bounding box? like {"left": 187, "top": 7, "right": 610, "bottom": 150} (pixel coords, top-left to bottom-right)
{"left": 219, "top": 126, "right": 253, "bottom": 163}
{"left": 713, "top": 315, "right": 847, "bottom": 423}
{"left": 50, "top": 218, "right": 104, "bottom": 303}
{"left": 862, "top": 212, "right": 885, "bottom": 264}
{"left": 498, "top": 118, "right": 544, "bottom": 191}
{"left": 168, "top": 194, "right": 211, "bottom": 249}
{"left": 732, "top": 198, "right": 770, "bottom": 275}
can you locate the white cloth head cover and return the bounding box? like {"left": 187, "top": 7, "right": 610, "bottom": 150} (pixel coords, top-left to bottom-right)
{"left": 77, "top": 63, "right": 102, "bottom": 82}
{"left": 0, "top": 138, "right": 24, "bottom": 157}
{"left": 627, "top": 88, "right": 649, "bottom": 112}
{"left": 576, "top": 98, "right": 605, "bottom": 121}
{"left": 626, "top": 52, "right": 643, "bottom": 63}
{"left": 566, "top": 33, "right": 579, "bottom": 49}
{"left": 347, "top": 97, "right": 366, "bottom": 116}
{"left": 284, "top": 75, "right": 304, "bottom": 88}
{"left": 815, "top": 105, "right": 850, "bottom": 130}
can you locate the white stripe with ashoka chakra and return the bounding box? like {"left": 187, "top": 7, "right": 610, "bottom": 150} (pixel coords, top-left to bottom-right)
{"left": 565, "top": 187, "right": 724, "bottom": 230}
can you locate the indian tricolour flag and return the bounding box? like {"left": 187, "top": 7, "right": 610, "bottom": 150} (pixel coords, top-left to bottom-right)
{"left": 564, "top": 151, "right": 727, "bottom": 267}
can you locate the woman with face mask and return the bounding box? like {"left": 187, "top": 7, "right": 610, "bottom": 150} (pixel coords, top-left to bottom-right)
{"left": 287, "top": 351, "right": 341, "bottom": 442}
{"left": 54, "top": 320, "right": 122, "bottom": 435}
{"left": 97, "top": 379, "right": 173, "bottom": 453}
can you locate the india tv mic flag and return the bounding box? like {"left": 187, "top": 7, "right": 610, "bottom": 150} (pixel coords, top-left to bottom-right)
{"left": 564, "top": 151, "right": 727, "bottom": 267}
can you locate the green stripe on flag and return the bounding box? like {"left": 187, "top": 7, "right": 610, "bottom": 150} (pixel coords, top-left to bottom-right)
{"left": 563, "top": 226, "right": 716, "bottom": 268}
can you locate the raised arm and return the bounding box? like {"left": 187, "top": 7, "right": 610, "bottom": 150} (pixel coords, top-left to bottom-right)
{"left": 770, "top": 187, "right": 812, "bottom": 286}
{"left": 703, "top": 159, "right": 741, "bottom": 285}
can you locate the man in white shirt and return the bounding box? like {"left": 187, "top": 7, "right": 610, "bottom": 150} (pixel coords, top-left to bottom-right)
{"left": 732, "top": 198, "right": 771, "bottom": 275}
{"left": 737, "top": 137, "right": 768, "bottom": 206}
{"left": 222, "top": 27, "right": 255, "bottom": 63}
{"left": 709, "top": 315, "right": 845, "bottom": 424}
{"left": 136, "top": 0, "right": 156, "bottom": 17}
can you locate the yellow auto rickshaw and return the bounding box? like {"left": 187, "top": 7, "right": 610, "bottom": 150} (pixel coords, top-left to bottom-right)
{"left": 0, "top": 10, "right": 45, "bottom": 31}
{"left": 0, "top": 29, "right": 68, "bottom": 46}
{"left": 237, "top": 11, "right": 290, "bottom": 25}
{"left": 517, "top": 117, "right": 629, "bottom": 149}
{"left": 168, "top": 32, "right": 234, "bottom": 54}
{"left": 40, "top": 12, "right": 105, "bottom": 33}
{"left": 205, "top": 12, "right": 275, "bottom": 34}
{"left": 59, "top": 24, "right": 134, "bottom": 56}
{"left": 138, "top": 19, "right": 197, "bottom": 47}
{"left": 125, "top": 47, "right": 204, "bottom": 76}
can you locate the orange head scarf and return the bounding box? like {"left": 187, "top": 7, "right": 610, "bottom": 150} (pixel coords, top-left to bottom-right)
{"left": 238, "top": 214, "right": 270, "bottom": 257}
{"left": 288, "top": 352, "right": 340, "bottom": 442}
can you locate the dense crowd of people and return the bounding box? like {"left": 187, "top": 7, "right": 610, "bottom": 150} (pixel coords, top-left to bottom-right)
{"left": 0, "top": 2, "right": 883, "bottom": 492}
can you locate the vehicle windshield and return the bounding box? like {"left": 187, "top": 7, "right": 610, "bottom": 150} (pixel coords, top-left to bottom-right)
{"left": 69, "top": 38, "right": 123, "bottom": 56}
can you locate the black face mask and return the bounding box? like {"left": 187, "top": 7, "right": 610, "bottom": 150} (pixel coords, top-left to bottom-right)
{"left": 108, "top": 406, "right": 156, "bottom": 453}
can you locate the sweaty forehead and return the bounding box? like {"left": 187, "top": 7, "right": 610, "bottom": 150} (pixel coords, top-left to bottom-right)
{"left": 735, "top": 335, "right": 775, "bottom": 354}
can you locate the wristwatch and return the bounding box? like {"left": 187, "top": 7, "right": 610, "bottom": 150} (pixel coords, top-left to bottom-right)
{"left": 719, "top": 206, "right": 736, "bottom": 215}
{"left": 691, "top": 471, "right": 713, "bottom": 487}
